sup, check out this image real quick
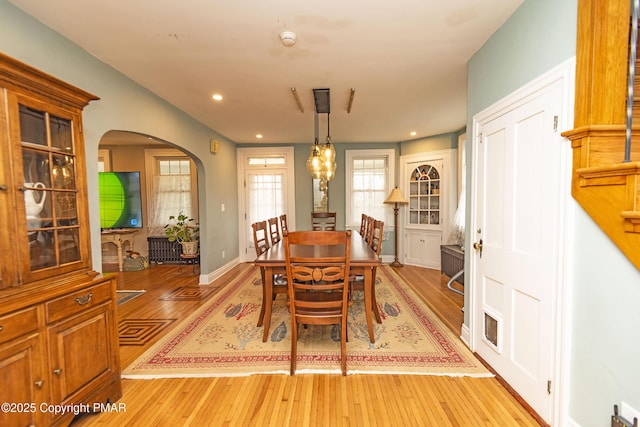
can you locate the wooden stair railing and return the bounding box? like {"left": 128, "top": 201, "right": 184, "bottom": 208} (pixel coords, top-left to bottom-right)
{"left": 562, "top": 0, "right": 640, "bottom": 271}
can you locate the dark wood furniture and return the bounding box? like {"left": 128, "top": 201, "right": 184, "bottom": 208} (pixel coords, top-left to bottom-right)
{"left": 279, "top": 213, "right": 288, "bottom": 234}
{"left": 252, "top": 221, "right": 287, "bottom": 331}
{"left": 359, "top": 213, "right": 370, "bottom": 239}
{"left": 284, "top": 230, "right": 351, "bottom": 375}
{"left": 350, "top": 220, "right": 384, "bottom": 321}
{"left": 255, "top": 231, "right": 381, "bottom": 343}
{"left": 0, "top": 53, "right": 121, "bottom": 427}
{"left": 311, "top": 211, "right": 337, "bottom": 230}
{"left": 267, "top": 217, "right": 281, "bottom": 245}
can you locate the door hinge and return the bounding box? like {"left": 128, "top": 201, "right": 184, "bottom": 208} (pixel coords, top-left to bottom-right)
{"left": 547, "top": 380, "right": 552, "bottom": 395}
{"left": 478, "top": 132, "right": 483, "bottom": 143}
{"left": 553, "top": 116, "right": 558, "bottom": 132}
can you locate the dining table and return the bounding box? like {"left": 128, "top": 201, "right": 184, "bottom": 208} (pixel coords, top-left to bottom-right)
{"left": 254, "top": 230, "right": 382, "bottom": 343}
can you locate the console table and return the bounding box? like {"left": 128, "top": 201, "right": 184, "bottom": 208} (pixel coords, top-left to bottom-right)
{"left": 101, "top": 229, "right": 137, "bottom": 271}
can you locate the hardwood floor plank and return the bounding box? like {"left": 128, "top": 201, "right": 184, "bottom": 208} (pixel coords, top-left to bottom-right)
{"left": 71, "top": 263, "right": 541, "bottom": 427}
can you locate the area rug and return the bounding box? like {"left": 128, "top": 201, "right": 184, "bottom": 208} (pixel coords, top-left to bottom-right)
{"left": 122, "top": 266, "right": 490, "bottom": 378}
{"left": 116, "top": 290, "right": 146, "bottom": 305}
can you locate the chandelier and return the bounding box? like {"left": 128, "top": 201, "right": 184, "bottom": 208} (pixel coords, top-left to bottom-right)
{"left": 306, "top": 88, "right": 336, "bottom": 182}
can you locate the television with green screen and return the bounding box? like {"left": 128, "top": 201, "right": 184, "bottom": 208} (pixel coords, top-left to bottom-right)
{"left": 98, "top": 171, "right": 143, "bottom": 229}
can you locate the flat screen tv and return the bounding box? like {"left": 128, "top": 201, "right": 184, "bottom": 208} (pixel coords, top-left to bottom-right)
{"left": 98, "top": 171, "right": 143, "bottom": 229}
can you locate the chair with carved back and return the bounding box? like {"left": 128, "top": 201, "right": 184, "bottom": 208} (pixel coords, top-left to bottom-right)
{"left": 268, "top": 217, "right": 281, "bottom": 246}
{"left": 350, "top": 219, "right": 384, "bottom": 323}
{"left": 311, "top": 211, "right": 337, "bottom": 231}
{"left": 252, "top": 220, "right": 287, "bottom": 330}
{"left": 284, "top": 230, "right": 351, "bottom": 375}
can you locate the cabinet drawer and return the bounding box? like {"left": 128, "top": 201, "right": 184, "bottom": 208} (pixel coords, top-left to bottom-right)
{"left": 45, "top": 281, "right": 112, "bottom": 324}
{"left": 0, "top": 307, "right": 39, "bottom": 344}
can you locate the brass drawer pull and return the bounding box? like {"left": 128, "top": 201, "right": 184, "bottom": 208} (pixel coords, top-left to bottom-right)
{"left": 74, "top": 292, "right": 93, "bottom": 306}
{"left": 53, "top": 369, "right": 62, "bottom": 376}
{"left": 0, "top": 184, "right": 7, "bottom": 191}
{"left": 34, "top": 380, "right": 44, "bottom": 388}
{"left": 0, "top": 325, "right": 3, "bottom": 332}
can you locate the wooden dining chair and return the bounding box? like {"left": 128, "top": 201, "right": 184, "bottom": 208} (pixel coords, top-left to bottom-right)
{"left": 279, "top": 214, "right": 288, "bottom": 234}
{"left": 284, "top": 230, "right": 352, "bottom": 376}
{"left": 252, "top": 221, "right": 287, "bottom": 330}
{"left": 359, "top": 213, "right": 370, "bottom": 237}
{"left": 311, "top": 211, "right": 337, "bottom": 231}
{"left": 268, "top": 217, "right": 281, "bottom": 246}
{"left": 350, "top": 219, "right": 384, "bottom": 323}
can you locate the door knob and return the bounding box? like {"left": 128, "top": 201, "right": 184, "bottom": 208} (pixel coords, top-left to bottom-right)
{"left": 473, "top": 239, "right": 483, "bottom": 258}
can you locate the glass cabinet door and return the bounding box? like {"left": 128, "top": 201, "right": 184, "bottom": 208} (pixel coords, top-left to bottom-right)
{"left": 408, "top": 163, "right": 440, "bottom": 225}
{"left": 20, "top": 104, "right": 81, "bottom": 272}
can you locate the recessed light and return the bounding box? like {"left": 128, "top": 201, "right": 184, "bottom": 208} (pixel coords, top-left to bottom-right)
{"left": 212, "top": 94, "right": 223, "bottom": 101}
{"left": 410, "top": 131, "right": 417, "bottom": 137}
{"left": 256, "top": 134, "right": 263, "bottom": 139}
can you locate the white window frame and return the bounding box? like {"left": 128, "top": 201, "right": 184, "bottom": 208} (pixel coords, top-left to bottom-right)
{"left": 144, "top": 148, "right": 198, "bottom": 235}
{"left": 345, "top": 149, "right": 396, "bottom": 229}
{"left": 97, "top": 149, "right": 111, "bottom": 172}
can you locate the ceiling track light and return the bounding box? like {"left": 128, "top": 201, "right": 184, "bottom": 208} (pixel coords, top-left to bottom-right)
{"left": 347, "top": 88, "right": 355, "bottom": 113}
{"left": 291, "top": 87, "right": 304, "bottom": 113}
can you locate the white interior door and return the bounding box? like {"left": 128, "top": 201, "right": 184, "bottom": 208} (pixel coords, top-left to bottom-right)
{"left": 471, "top": 72, "right": 569, "bottom": 423}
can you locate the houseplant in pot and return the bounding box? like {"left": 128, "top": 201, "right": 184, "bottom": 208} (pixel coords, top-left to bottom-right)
{"left": 164, "top": 212, "right": 199, "bottom": 256}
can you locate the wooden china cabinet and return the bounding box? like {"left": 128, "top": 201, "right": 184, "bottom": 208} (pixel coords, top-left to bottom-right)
{"left": 0, "top": 53, "right": 121, "bottom": 426}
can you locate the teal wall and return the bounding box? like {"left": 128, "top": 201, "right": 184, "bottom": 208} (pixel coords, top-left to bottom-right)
{"left": 0, "top": 0, "right": 238, "bottom": 274}
{"left": 468, "top": 0, "right": 640, "bottom": 425}
{"left": 7, "top": 0, "right": 639, "bottom": 423}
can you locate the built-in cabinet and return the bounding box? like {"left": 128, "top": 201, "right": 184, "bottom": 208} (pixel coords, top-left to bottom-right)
{"left": 400, "top": 150, "right": 457, "bottom": 269}
{"left": 0, "top": 53, "right": 121, "bottom": 427}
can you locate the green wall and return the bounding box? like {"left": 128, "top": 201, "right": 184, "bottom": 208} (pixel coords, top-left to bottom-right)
{"left": 0, "top": 0, "right": 238, "bottom": 275}
{"left": 468, "top": 0, "right": 640, "bottom": 425}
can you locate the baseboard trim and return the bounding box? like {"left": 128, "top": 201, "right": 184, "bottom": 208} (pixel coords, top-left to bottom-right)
{"left": 200, "top": 257, "right": 240, "bottom": 284}
{"left": 460, "top": 323, "right": 471, "bottom": 348}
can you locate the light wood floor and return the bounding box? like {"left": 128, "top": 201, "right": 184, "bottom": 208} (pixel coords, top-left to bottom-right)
{"left": 71, "top": 263, "right": 542, "bottom": 426}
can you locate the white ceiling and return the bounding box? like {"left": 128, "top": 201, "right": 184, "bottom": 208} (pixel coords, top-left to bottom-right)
{"left": 9, "top": 0, "right": 523, "bottom": 144}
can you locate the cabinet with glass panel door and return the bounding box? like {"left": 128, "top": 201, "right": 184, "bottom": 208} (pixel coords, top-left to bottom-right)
{"left": 409, "top": 163, "right": 440, "bottom": 226}
{"left": 400, "top": 153, "right": 451, "bottom": 270}
{"left": 0, "top": 53, "right": 121, "bottom": 427}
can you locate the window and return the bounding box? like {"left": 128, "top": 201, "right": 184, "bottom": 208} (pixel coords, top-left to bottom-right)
{"left": 97, "top": 149, "right": 111, "bottom": 172}
{"left": 345, "top": 149, "right": 395, "bottom": 228}
{"left": 145, "top": 149, "right": 197, "bottom": 235}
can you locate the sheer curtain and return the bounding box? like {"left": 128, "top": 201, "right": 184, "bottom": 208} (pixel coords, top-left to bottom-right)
{"left": 148, "top": 174, "right": 192, "bottom": 236}
{"left": 350, "top": 158, "right": 389, "bottom": 226}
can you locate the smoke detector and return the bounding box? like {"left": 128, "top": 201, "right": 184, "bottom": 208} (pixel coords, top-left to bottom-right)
{"left": 280, "top": 31, "right": 297, "bottom": 47}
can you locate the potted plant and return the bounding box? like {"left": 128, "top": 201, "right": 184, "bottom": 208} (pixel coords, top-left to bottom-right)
{"left": 164, "top": 212, "right": 199, "bottom": 256}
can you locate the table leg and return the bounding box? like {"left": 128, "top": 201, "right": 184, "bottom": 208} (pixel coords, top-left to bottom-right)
{"left": 372, "top": 267, "right": 382, "bottom": 324}
{"left": 257, "top": 267, "right": 267, "bottom": 327}
{"left": 364, "top": 268, "right": 375, "bottom": 343}
{"left": 116, "top": 239, "right": 124, "bottom": 272}
{"left": 262, "top": 267, "right": 273, "bottom": 342}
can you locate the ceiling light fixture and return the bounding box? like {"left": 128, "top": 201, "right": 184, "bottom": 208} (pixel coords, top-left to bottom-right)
{"left": 306, "top": 88, "right": 336, "bottom": 182}
{"left": 256, "top": 134, "right": 263, "bottom": 139}
{"left": 279, "top": 31, "right": 296, "bottom": 47}
{"left": 212, "top": 94, "right": 223, "bottom": 101}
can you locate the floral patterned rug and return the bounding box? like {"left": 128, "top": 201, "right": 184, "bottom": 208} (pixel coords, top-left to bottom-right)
{"left": 122, "top": 266, "right": 490, "bottom": 378}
